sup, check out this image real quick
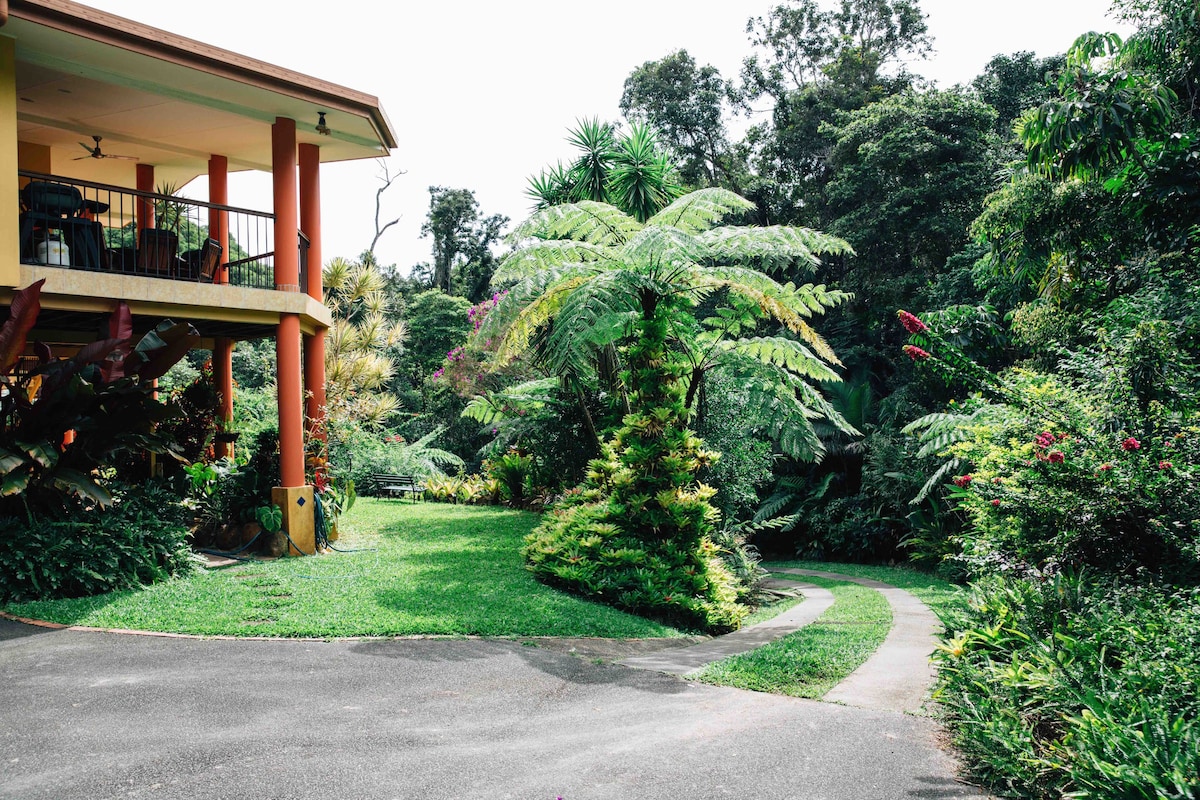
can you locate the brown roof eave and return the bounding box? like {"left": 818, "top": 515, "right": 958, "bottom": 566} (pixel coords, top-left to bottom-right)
{"left": 9, "top": 0, "right": 398, "bottom": 151}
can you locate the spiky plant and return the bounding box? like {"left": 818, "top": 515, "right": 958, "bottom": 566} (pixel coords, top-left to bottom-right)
{"left": 478, "top": 188, "right": 856, "bottom": 631}
{"left": 322, "top": 256, "right": 407, "bottom": 427}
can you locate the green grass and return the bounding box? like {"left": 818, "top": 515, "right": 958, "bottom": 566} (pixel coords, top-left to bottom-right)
{"left": 3, "top": 499, "right": 684, "bottom": 639}
{"left": 691, "top": 575, "right": 891, "bottom": 697}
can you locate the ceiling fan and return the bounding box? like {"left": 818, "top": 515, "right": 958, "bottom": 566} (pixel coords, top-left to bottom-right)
{"left": 74, "top": 135, "right": 137, "bottom": 161}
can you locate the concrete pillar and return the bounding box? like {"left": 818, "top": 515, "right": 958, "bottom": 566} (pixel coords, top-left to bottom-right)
{"left": 135, "top": 163, "right": 155, "bottom": 238}
{"left": 207, "top": 155, "right": 229, "bottom": 285}
{"left": 271, "top": 118, "right": 310, "bottom": 551}
{"left": 213, "top": 339, "right": 235, "bottom": 460}
{"left": 298, "top": 142, "right": 327, "bottom": 437}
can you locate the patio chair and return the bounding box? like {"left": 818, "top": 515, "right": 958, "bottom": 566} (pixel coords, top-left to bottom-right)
{"left": 180, "top": 238, "right": 224, "bottom": 282}
{"left": 18, "top": 181, "right": 102, "bottom": 268}
{"left": 138, "top": 227, "right": 179, "bottom": 276}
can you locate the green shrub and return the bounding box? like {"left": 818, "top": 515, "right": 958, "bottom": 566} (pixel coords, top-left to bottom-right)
{"left": 934, "top": 575, "right": 1200, "bottom": 799}
{"left": 524, "top": 497, "right": 746, "bottom": 633}
{"left": 0, "top": 483, "right": 196, "bottom": 603}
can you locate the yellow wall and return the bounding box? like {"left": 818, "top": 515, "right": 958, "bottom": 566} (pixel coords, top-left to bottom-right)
{"left": 0, "top": 35, "right": 19, "bottom": 287}
{"left": 18, "top": 141, "right": 51, "bottom": 174}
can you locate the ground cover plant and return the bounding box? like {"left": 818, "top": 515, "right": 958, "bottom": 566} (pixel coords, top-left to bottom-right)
{"left": 934, "top": 574, "right": 1200, "bottom": 799}
{"left": 2, "top": 499, "right": 683, "bottom": 639}
{"left": 691, "top": 574, "right": 891, "bottom": 697}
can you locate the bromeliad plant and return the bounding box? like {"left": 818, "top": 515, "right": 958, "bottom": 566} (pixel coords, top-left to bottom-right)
{"left": 478, "top": 188, "right": 856, "bottom": 631}
{"left": 0, "top": 280, "right": 199, "bottom": 517}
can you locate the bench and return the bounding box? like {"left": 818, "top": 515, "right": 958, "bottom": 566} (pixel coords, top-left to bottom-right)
{"left": 370, "top": 473, "right": 424, "bottom": 501}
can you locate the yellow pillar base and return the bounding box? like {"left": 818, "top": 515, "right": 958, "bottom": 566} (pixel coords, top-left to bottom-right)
{"left": 272, "top": 485, "right": 316, "bottom": 556}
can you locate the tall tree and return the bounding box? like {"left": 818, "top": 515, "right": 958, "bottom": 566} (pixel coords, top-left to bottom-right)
{"left": 620, "top": 50, "right": 736, "bottom": 188}
{"left": 737, "top": 0, "right": 932, "bottom": 225}
{"left": 419, "top": 186, "right": 508, "bottom": 300}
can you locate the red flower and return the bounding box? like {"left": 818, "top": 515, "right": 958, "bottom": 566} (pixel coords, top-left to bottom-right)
{"left": 1034, "top": 431, "right": 1056, "bottom": 448}
{"left": 991, "top": 499, "right": 1001, "bottom": 507}
{"left": 953, "top": 474, "right": 973, "bottom": 488}
{"left": 1159, "top": 461, "right": 1173, "bottom": 470}
{"left": 1047, "top": 450, "right": 1065, "bottom": 464}
{"left": 903, "top": 344, "right": 931, "bottom": 361}
{"left": 897, "top": 309, "right": 928, "bottom": 334}
{"left": 1121, "top": 437, "right": 1141, "bottom": 451}
{"left": 1099, "top": 463, "right": 1113, "bottom": 472}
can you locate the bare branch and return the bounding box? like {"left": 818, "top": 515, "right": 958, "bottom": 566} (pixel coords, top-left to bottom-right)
{"left": 369, "top": 159, "right": 406, "bottom": 257}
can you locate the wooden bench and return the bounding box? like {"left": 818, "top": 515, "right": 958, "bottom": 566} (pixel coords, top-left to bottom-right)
{"left": 370, "top": 473, "right": 423, "bottom": 501}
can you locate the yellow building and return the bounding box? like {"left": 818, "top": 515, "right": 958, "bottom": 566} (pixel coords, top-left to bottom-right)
{"left": 0, "top": 0, "right": 397, "bottom": 550}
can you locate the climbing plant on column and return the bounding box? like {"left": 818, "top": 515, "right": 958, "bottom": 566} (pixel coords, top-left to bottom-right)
{"left": 477, "top": 188, "right": 855, "bottom": 631}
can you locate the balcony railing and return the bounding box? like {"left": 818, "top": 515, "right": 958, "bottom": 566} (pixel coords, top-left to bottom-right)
{"left": 16, "top": 172, "right": 306, "bottom": 292}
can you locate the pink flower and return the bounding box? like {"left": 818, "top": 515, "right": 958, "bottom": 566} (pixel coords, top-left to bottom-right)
{"left": 953, "top": 474, "right": 973, "bottom": 488}
{"left": 897, "top": 309, "right": 928, "bottom": 334}
{"left": 1122, "top": 437, "right": 1141, "bottom": 451}
{"left": 1035, "top": 431, "right": 1056, "bottom": 448}
{"left": 1159, "top": 461, "right": 1173, "bottom": 470}
{"left": 991, "top": 499, "right": 1001, "bottom": 507}
{"left": 1099, "top": 463, "right": 1113, "bottom": 472}
{"left": 1047, "top": 450, "right": 1065, "bottom": 464}
{"left": 903, "top": 344, "right": 931, "bottom": 361}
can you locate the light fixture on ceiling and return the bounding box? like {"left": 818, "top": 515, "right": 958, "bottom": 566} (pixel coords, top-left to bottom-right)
{"left": 315, "top": 111, "right": 331, "bottom": 136}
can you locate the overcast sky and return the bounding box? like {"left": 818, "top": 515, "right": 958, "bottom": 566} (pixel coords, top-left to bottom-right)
{"left": 82, "top": 0, "right": 1126, "bottom": 275}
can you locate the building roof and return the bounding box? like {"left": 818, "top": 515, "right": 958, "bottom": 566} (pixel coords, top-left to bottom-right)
{"left": 4, "top": 0, "right": 397, "bottom": 180}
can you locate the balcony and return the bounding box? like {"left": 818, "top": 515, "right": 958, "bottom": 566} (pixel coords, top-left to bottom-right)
{"left": 17, "top": 171, "right": 308, "bottom": 292}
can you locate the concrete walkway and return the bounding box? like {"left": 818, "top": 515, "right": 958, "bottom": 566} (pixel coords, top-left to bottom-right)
{"left": 619, "top": 569, "right": 941, "bottom": 716}
{"left": 0, "top": 616, "right": 985, "bottom": 799}
{"left": 618, "top": 582, "right": 834, "bottom": 674}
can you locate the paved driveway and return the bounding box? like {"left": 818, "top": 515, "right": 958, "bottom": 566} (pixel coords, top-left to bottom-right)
{"left": 0, "top": 619, "right": 984, "bottom": 799}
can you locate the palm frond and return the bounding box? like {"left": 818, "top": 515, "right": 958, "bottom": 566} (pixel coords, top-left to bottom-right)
{"left": 647, "top": 188, "right": 756, "bottom": 233}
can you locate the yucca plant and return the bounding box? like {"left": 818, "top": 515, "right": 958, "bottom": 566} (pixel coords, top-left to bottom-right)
{"left": 479, "top": 188, "right": 856, "bottom": 630}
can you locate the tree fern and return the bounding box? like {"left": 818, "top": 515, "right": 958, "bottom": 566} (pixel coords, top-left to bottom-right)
{"left": 511, "top": 200, "right": 641, "bottom": 247}
{"left": 493, "top": 240, "right": 615, "bottom": 282}
{"left": 646, "top": 187, "right": 756, "bottom": 233}
{"left": 699, "top": 225, "right": 855, "bottom": 273}
{"left": 462, "top": 377, "right": 559, "bottom": 425}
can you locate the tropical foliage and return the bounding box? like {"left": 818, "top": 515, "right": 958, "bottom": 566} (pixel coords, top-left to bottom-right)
{"left": 475, "top": 188, "right": 853, "bottom": 630}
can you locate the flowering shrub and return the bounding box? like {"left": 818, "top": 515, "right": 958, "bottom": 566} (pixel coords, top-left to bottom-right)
{"left": 900, "top": 308, "right": 1200, "bottom": 579}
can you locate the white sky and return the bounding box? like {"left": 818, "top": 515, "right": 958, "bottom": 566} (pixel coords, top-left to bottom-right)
{"left": 81, "top": 0, "right": 1126, "bottom": 276}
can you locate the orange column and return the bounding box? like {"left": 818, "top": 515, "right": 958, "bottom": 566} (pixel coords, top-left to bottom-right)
{"left": 213, "top": 339, "right": 235, "bottom": 460}
{"left": 208, "top": 155, "right": 229, "bottom": 285}
{"left": 135, "top": 163, "right": 154, "bottom": 239}
{"left": 209, "top": 154, "right": 235, "bottom": 459}
{"left": 272, "top": 117, "right": 304, "bottom": 488}
{"left": 298, "top": 142, "right": 327, "bottom": 432}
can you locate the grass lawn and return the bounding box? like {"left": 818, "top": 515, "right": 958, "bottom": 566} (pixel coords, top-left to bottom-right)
{"left": 2, "top": 499, "right": 683, "bottom": 639}
{"left": 691, "top": 575, "right": 892, "bottom": 697}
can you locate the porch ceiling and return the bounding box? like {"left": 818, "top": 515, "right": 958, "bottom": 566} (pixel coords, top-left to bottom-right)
{"left": 5, "top": 0, "right": 396, "bottom": 182}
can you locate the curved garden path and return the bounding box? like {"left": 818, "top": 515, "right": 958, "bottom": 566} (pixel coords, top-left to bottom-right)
{"left": 620, "top": 568, "right": 941, "bottom": 715}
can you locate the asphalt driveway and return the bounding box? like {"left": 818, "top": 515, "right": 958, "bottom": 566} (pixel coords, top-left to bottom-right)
{"left": 0, "top": 618, "right": 984, "bottom": 799}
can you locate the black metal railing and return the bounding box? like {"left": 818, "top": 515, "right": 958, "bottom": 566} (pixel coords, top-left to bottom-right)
{"left": 15, "top": 171, "right": 303, "bottom": 291}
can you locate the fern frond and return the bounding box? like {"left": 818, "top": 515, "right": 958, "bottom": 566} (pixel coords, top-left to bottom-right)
{"left": 511, "top": 200, "right": 642, "bottom": 246}
{"left": 699, "top": 226, "right": 854, "bottom": 273}
{"left": 619, "top": 226, "right": 705, "bottom": 270}
{"left": 462, "top": 377, "right": 560, "bottom": 425}
{"left": 494, "top": 275, "right": 591, "bottom": 365}
{"left": 493, "top": 240, "right": 615, "bottom": 282}
{"left": 720, "top": 337, "right": 842, "bottom": 383}
{"left": 646, "top": 188, "right": 756, "bottom": 233}
{"left": 535, "top": 271, "right": 639, "bottom": 376}
{"left": 912, "top": 458, "right": 962, "bottom": 505}
{"left": 903, "top": 410, "right": 980, "bottom": 458}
